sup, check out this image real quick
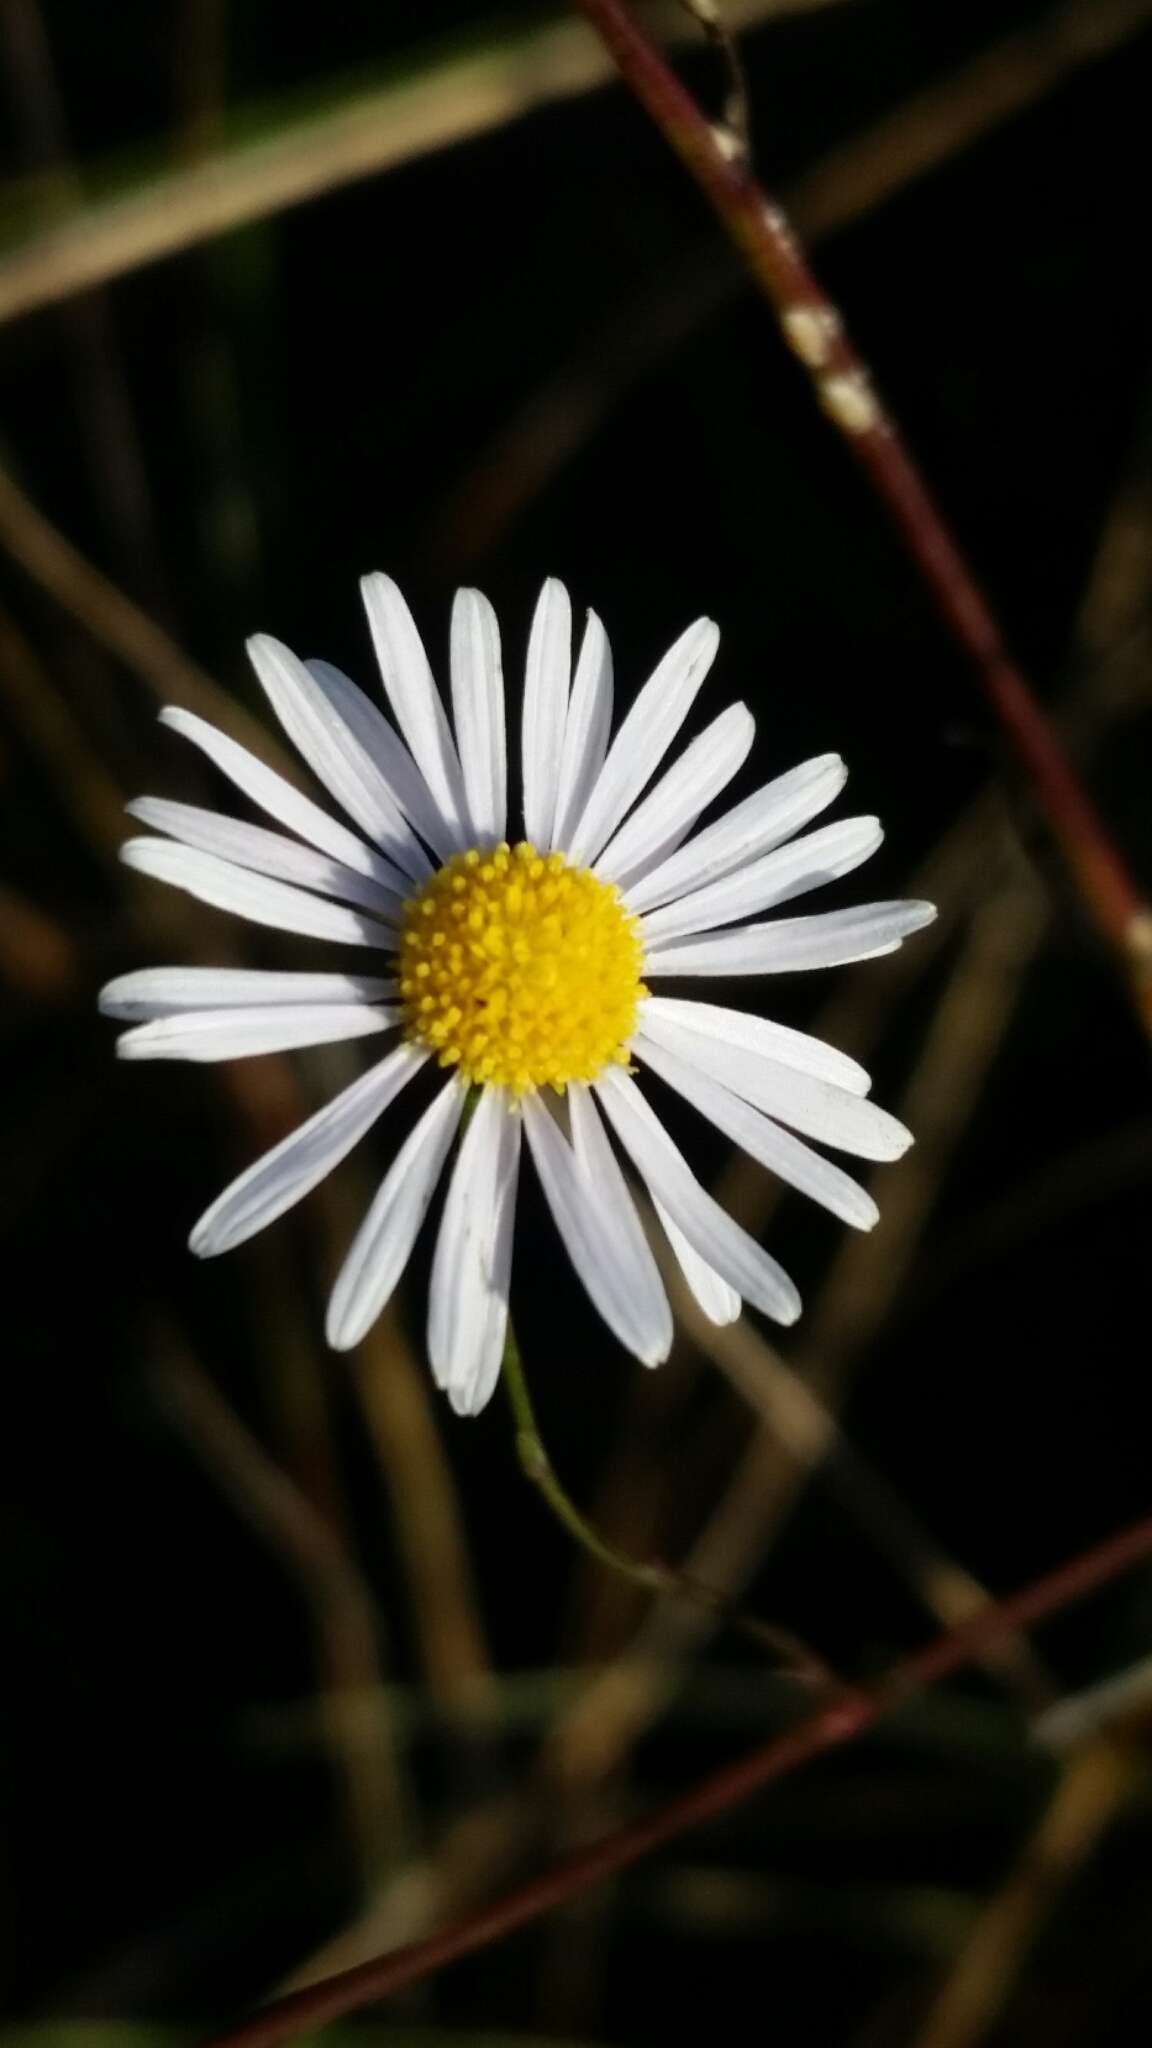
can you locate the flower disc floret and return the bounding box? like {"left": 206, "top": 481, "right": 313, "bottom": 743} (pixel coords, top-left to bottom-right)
{"left": 398, "top": 842, "right": 645, "bottom": 1092}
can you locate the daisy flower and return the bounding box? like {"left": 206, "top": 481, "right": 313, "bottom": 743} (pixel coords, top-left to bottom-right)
{"left": 101, "top": 577, "right": 935, "bottom": 1415}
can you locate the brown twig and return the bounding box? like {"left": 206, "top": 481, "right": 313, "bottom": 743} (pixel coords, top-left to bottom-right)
{"left": 572, "top": 0, "right": 1152, "bottom": 1029}
{"left": 205, "top": 1508, "right": 1152, "bottom": 2047}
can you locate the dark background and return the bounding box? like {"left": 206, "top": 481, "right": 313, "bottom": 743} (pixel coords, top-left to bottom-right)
{"left": 2, "top": 2, "right": 1152, "bottom": 2042}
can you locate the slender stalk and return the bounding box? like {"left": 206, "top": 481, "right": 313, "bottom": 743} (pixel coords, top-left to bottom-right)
{"left": 205, "top": 1506, "right": 1152, "bottom": 2048}
{"left": 572, "top": 0, "right": 1152, "bottom": 1030}
{"left": 501, "top": 1320, "right": 829, "bottom": 1675}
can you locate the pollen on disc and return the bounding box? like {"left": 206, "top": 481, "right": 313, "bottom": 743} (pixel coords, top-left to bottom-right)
{"left": 398, "top": 842, "right": 645, "bottom": 1093}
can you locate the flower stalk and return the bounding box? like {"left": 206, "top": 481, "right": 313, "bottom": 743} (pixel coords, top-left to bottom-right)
{"left": 501, "top": 1318, "right": 831, "bottom": 1672}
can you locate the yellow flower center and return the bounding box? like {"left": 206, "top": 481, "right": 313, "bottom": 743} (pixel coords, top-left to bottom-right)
{"left": 398, "top": 842, "right": 645, "bottom": 1093}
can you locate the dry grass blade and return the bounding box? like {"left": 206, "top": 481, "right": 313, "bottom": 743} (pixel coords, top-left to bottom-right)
{"left": 0, "top": 458, "right": 299, "bottom": 778}
{"left": 0, "top": 0, "right": 855, "bottom": 328}
{"left": 152, "top": 1329, "right": 412, "bottom": 1896}
{"left": 911, "top": 1740, "right": 1137, "bottom": 2048}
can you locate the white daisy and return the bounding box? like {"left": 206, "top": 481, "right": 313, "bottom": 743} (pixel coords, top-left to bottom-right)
{"left": 101, "top": 576, "right": 935, "bottom": 1416}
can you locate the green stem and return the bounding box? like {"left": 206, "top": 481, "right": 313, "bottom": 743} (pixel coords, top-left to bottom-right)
{"left": 500, "top": 1320, "right": 831, "bottom": 1679}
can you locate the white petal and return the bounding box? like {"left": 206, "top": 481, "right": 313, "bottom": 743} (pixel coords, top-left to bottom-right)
{"left": 641, "top": 995, "right": 869, "bottom": 1095}
{"left": 568, "top": 1085, "right": 672, "bottom": 1364}
{"left": 160, "top": 706, "right": 399, "bottom": 887}
{"left": 247, "top": 634, "right": 432, "bottom": 877}
{"left": 304, "top": 659, "right": 451, "bottom": 867}
{"left": 360, "top": 573, "right": 471, "bottom": 846}
{"left": 624, "top": 753, "right": 847, "bottom": 915}
{"left": 593, "top": 1068, "right": 801, "bottom": 1325}
{"left": 644, "top": 900, "right": 938, "bottom": 977}
{"left": 595, "top": 703, "right": 755, "bottom": 889}
{"left": 190, "top": 1043, "right": 426, "bottom": 1255}
{"left": 128, "top": 797, "right": 406, "bottom": 915}
{"left": 459, "top": 1103, "right": 520, "bottom": 1418}
{"left": 564, "top": 616, "right": 720, "bottom": 866}
{"left": 100, "top": 967, "right": 396, "bottom": 1021}
{"left": 326, "top": 1078, "right": 465, "bottom": 1350}
{"left": 634, "top": 1029, "right": 878, "bottom": 1230}
{"left": 449, "top": 589, "right": 507, "bottom": 843}
{"left": 640, "top": 816, "right": 883, "bottom": 945}
{"left": 639, "top": 1008, "right": 907, "bottom": 1161}
{"left": 654, "top": 1197, "right": 741, "bottom": 1325}
{"left": 521, "top": 1094, "right": 669, "bottom": 1365}
{"left": 121, "top": 837, "right": 395, "bottom": 948}
{"left": 521, "top": 578, "right": 571, "bottom": 850}
{"left": 552, "top": 610, "right": 613, "bottom": 852}
{"left": 428, "top": 1088, "right": 520, "bottom": 1417}
{"left": 117, "top": 1002, "right": 395, "bottom": 1064}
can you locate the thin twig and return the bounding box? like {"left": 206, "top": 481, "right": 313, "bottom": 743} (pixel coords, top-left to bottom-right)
{"left": 677, "top": 0, "right": 751, "bottom": 159}
{"left": 573, "top": 0, "right": 1152, "bottom": 1029}
{"left": 204, "top": 1507, "right": 1152, "bottom": 2048}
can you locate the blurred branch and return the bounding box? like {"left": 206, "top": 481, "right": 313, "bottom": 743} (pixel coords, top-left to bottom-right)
{"left": 205, "top": 1507, "right": 1152, "bottom": 2047}
{"left": 0, "top": 878, "right": 77, "bottom": 998}
{"left": 433, "top": 0, "right": 1152, "bottom": 568}
{"left": 1036, "top": 1652, "right": 1152, "bottom": 1751}
{"left": 0, "top": 456, "right": 300, "bottom": 778}
{"left": 911, "top": 1740, "right": 1137, "bottom": 2048}
{"left": 0, "top": 0, "right": 167, "bottom": 608}
{"left": 575, "top": 0, "right": 1152, "bottom": 1030}
{"left": 173, "top": 0, "right": 230, "bottom": 163}
{"left": 785, "top": 0, "right": 1152, "bottom": 239}
{"left": 0, "top": 0, "right": 855, "bottom": 328}
{"left": 0, "top": 601, "right": 129, "bottom": 856}
{"left": 152, "top": 1331, "right": 412, "bottom": 1897}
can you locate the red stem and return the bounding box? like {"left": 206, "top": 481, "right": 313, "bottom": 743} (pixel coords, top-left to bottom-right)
{"left": 207, "top": 1508, "right": 1152, "bottom": 2047}
{"left": 574, "top": 0, "right": 1152, "bottom": 1017}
